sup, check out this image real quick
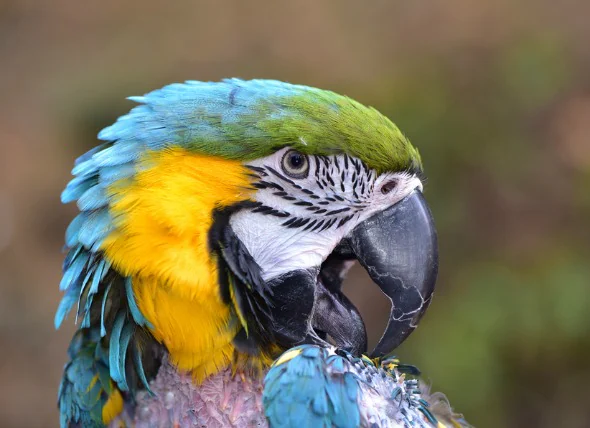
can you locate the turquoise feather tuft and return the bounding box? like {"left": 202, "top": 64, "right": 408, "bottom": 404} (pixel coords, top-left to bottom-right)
{"left": 263, "top": 345, "right": 361, "bottom": 428}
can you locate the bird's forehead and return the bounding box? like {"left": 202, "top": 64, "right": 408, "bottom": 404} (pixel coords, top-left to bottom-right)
{"left": 98, "top": 80, "right": 421, "bottom": 175}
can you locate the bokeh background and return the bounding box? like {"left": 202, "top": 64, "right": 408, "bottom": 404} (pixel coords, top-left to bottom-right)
{"left": 1, "top": 0, "right": 589, "bottom": 426}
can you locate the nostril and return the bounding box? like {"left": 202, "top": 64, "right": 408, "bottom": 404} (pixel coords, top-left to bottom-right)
{"left": 380, "top": 180, "right": 398, "bottom": 195}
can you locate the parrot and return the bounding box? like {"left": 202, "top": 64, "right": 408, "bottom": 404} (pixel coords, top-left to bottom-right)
{"left": 55, "top": 79, "right": 466, "bottom": 427}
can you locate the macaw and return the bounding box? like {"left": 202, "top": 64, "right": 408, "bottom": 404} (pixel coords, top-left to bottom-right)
{"left": 56, "top": 79, "right": 465, "bottom": 427}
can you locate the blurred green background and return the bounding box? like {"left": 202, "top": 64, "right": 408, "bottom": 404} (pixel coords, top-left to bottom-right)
{"left": 1, "top": 0, "right": 589, "bottom": 426}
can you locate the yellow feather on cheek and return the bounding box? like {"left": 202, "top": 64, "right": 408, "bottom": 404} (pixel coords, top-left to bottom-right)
{"left": 101, "top": 148, "right": 254, "bottom": 379}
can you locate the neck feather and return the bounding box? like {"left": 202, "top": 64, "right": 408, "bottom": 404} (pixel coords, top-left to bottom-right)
{"left": 101, "top": 148, "right": 257, "bottom": 380}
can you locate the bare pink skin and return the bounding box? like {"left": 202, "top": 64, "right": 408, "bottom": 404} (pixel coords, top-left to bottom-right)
{"left": 112, "top": 357, "right": 268, "bottom": 428}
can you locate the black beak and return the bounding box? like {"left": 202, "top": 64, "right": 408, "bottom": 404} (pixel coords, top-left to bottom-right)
{"left": 335, "top": 190, "right": 438, "bottom": 357}
{"left": 244, "top": 190, "right": 437, "bottom": 360}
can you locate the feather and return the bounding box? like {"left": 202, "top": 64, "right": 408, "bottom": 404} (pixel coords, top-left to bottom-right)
{"left": 90, "top": 259, "right": 110, "bottom": 295}
{"left": 71, "top": 158, "right": 97, "bottom": 178}
{"left": 132, "top": 342, "right": 153, "bottom": 394}
{"left": 124, "top": 277, "right": 151, "bottom": 328}
{"left": 61, "top": 175, "right": 98, "bottom": 204}
{"left": 54, "top": 285, "right": 79, "bottom": 329}
{"left": 77, "top": 184, "right": 109, "bottom": 211}
{"left": 109, "top": 311, "right": 125, "bottom": 387}
{"left": 74, "top": 143, "right": 109, "bottom": 166}
{"left": 91, "top": 142, "right": 142, "bottom": 167}
{"left": 98, "top": 163, "right": 136, "bottom": 187}
{"left": 59, "top": 249, "right": 89, "bottom": 291}
{"left": 99, "top": 282, "right": 112, "bottom": 337}
{"left": 65, "top": 213, "right": 87, "bottom": 248}
{"left": 77, "top": 209, "right": 111, "bottom": 249}
{"left": 116, "top": 322, "right": 134, "bottom": 391}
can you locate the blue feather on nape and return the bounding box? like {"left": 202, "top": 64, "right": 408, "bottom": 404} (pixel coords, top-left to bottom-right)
{"left": 98, "top": 163, "right": 136, "bottom": 187}
{"left": 61, "top": 175, "right": 98, "bottom": 204}
{"left": 91, "top": 141, "right": 142, "bottom": 168}
{"left": 77, "top": 185, "right": 109, "bottom": 211}
{"left": 74, "top": 142, "right": 109, "bottom": 166}
{"left": 76, "top": 209, "right": 112, "bottom": 249}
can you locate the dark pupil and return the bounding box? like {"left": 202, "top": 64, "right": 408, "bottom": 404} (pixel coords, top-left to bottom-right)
{"left": 289, "top": 153, "right": 304, "bottom": 169}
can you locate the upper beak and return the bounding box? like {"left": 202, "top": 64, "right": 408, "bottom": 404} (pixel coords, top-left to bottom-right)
{"left": 335, "top": 190, "right": 438, "bottom": 358}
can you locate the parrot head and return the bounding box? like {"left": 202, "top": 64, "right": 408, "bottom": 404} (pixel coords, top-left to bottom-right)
{"left": 59, "top": 79, "right": 438, "bottom": 381}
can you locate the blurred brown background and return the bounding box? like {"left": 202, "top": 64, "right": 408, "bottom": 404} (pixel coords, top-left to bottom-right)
{"left": 1, "top": 0, "right": 589, "bottom": 427}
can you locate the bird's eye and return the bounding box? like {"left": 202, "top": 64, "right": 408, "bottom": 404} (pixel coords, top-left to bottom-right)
{"left": 281, "top": 150, "right": 309, "bottom": 179}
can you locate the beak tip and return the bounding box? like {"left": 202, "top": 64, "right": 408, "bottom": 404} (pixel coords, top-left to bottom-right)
{"left": 349, "top": 191, "right": 438, "bottom": 357}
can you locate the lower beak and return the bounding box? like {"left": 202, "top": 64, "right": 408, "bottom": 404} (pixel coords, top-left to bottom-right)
{"left": 338, "top": 190, "right": 438, "bottom": 357}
